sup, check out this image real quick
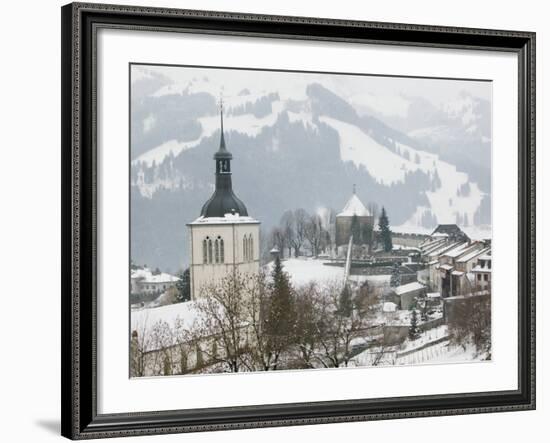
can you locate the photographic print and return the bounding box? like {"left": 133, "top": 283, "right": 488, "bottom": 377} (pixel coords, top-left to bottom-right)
{"left": 129, "top": 64, "right": 492, "bottom": 377}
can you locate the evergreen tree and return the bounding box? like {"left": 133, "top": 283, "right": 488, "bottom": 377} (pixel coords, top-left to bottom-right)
{"left": 350, "top": 214, "right": 361, "bottom": 245}
{"left": 175, "top": 268, "right": 191, "bottom": 302}
{"left": 421, "top": 299, "right": 429, "bottom": 322}
{"left": 409, "top": 309, "right": 419, "bottom": 340}
{"left": 268, "top": 256, "right": 295, "bottom": 339}
{"left": 361, "top": 224, "right": 373, "bottom": 251}
{"left": 378, "top": 207, "right": 393, "bottom": 252}
{"left": 390, "top": 262, "right": 401, "bottom": 288}
{"left": 338, "top": 285, "right": 353, "bottom": 317}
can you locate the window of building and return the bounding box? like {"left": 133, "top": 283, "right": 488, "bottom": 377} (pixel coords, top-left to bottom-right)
{"left": 243, "top": 236, "right": 248, "bottom": 261}
{"left": 208, "top": 239, "right": 213, "bottom": 264}
{"left": 484, "top": 274, "right": 489, "bottom": 281}
{"left": 202, "top": 239, "right": 208, "bottom": 264}
{"left": 477, "top": 274, "right": 481, "bottom": 281}
{"left": 488, "top": 260, "right": 492, "bottom": 269}
{"left": 219, "top": 237, "right": 224, "bottom": 263}
{"left": 249, "top": 235, "right": 253, "bottom": 261}
{"left": 214, "top": 239, "right": 219, "bottom": 264}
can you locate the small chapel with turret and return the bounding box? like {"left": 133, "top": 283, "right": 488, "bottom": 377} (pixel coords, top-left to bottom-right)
{"left": 187, "top": 102, "right": 260, "bottom": 300}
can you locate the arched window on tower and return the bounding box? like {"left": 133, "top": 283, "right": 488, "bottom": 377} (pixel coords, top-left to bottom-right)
{"left": 219, "top": 237, "right": 224, "bottom": 263}
{"left": 248, "top": 235, "right": 253, "bottom": 261}
{"left": 214, "top": 239, "right": 219, "bottom": 264}
{"left": 202, "top": 238, "right": 208, "bottom": 264}
{"left": 243, "top": 236, "right": 247, "bottom": 262}
{"left": 208, "top": 239, "right": 213, "bottom": 264}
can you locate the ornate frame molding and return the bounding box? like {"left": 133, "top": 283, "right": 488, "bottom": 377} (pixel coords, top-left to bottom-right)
{"left": 61, "top": 2, "right": 535, "bottom": 439}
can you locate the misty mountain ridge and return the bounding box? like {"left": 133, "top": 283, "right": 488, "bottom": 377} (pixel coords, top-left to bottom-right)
{"left": 130, "top": 70, "right": 491, "bottom": 271}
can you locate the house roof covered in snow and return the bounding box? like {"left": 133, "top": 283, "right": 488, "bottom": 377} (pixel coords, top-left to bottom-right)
{"left": 337, "top": 193, "right": 370, "bottom": 217}
{"left": 394, "top": 281, "right": 425, "bottom": 295}
{"left": 131, "top": 268, "right": 179, "bottom": 284}
{"left": 442, "top": 242, "right": 472, "bottom": 258}
{"left": 457, "top": 246, "right": 490, "bottom": 263}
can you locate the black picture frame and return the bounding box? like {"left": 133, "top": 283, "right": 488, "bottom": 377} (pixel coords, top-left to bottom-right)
{"left": 61, "top": 2, "right": 536, "bottom": 439}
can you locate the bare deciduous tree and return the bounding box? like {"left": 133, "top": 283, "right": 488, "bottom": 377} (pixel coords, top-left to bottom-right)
{"left": 192, "top": 272, "right": 258, "bottom": 372}
{"left": 304, "top": 214, "right": 326, "bottom": 257}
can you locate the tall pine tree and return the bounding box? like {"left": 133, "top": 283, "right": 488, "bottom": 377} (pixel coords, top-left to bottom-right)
{"left": 378, "top": 207, "right": 393, "bottom": 252}
{"left": 268, "top": 256, "right": 295, "bottom": 340}
{"left": 338, "top": 285, "right": 353, "bottom": 317}
{"left": 409, "top": 309, "right": 419, "bottom": 340}
{"left": 350, "top": 214, "right": 361, "bottom": 245}
{"left": 175, "top": 268, "right": 191, "bottom": 302}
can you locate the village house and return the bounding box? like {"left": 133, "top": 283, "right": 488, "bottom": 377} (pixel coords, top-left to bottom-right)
{"left": 389, "top": 281, "right": 427, "bottom": 310}
{"left": 418, "top": 225, "right": 491, "bottom": 298}
{"left": 471, "top": 253, "right": 492, "bottom": 291}
{"left": 130, "top": 267, "right": 179, "bottom": 296}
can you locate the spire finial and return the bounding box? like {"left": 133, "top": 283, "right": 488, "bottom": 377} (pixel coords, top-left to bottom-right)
{"left": 219, "top": 92, "right": 224, "bottom": 134}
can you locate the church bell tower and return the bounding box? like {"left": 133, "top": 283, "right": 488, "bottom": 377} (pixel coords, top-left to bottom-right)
{"left": 187, "top": 98, "right": 260, "bottom": 300}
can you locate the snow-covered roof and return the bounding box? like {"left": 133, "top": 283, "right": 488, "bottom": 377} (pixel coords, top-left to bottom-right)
{"left": 394, "top": 281, "right": 425, "bottom": 295}
{"left": 457, "top": 246, "right": 490, "bottom": 263}
{"left": 452, "top": 270, "right": 465, "bottom": 276}
{"left": 337, "top": 194, "right": 370, "bottom": 217}
{"left": 188, "top": 213, "right": 260, "bottom": 225}
{"left": 478, "top": 254, "right": 492, "bottom": 261}
{"left": 426, "top": 292, "right": 441, "bottom": 298}
{"left": 425, "top": 241, "right": 461, "bottom": 257}
{"left": 383, "top": 302, "right": 397, "bottom": 312}
{"left": 440, "top": 264, "right": 454, "bottom": 271}
{"left": 442, "top": 242, "right": 470, "bottom": 258}
{"left": 131, "top": 268, "right": 179, "bottom": 284}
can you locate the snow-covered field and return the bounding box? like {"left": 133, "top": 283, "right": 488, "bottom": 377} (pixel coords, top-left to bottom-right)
{"left": 266, "top": 257, "right": 345, "bottom": 288}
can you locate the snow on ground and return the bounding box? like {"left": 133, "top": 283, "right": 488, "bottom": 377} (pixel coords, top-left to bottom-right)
{"left": 266, "top": 258, "right": 344, "bottom": 288}
{"left": 133, "top": 101, "right": 286, "bottom": 167}
{"left": 132, "top": 301, "right": 197, "bottom": 329}
{"left": 348, "top": 91, "right": 411, "bottom": 118}
{"left": 198, "top": 100, "right": 285, "bottom": 138}
{"left": 134, "top": 139, "right": 201, "bottom": 167}
{"left": 319, "top": 116, "right": 418, "bottom": 185}
{"left": 131, "top": 301, "right": 200, "bottom": 351}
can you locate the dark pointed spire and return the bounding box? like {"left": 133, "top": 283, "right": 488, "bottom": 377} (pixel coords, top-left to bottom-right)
{"left": 214, "top": 93, "right": 232, "bottom": 160}
{"left": 200, "top": 92, "right": 248, "bottom": 218}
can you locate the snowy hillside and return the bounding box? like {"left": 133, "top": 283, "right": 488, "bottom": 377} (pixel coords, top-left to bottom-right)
{"left": 130, "top": 65, "right": 492, "bottom": 270}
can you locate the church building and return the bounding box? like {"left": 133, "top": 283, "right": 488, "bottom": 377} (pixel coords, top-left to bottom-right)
{"left": 187, "top": 106, "right": 260, "bottom": 300}
{"left": 335, "top": 187, "right": 374, "bottom": 246}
